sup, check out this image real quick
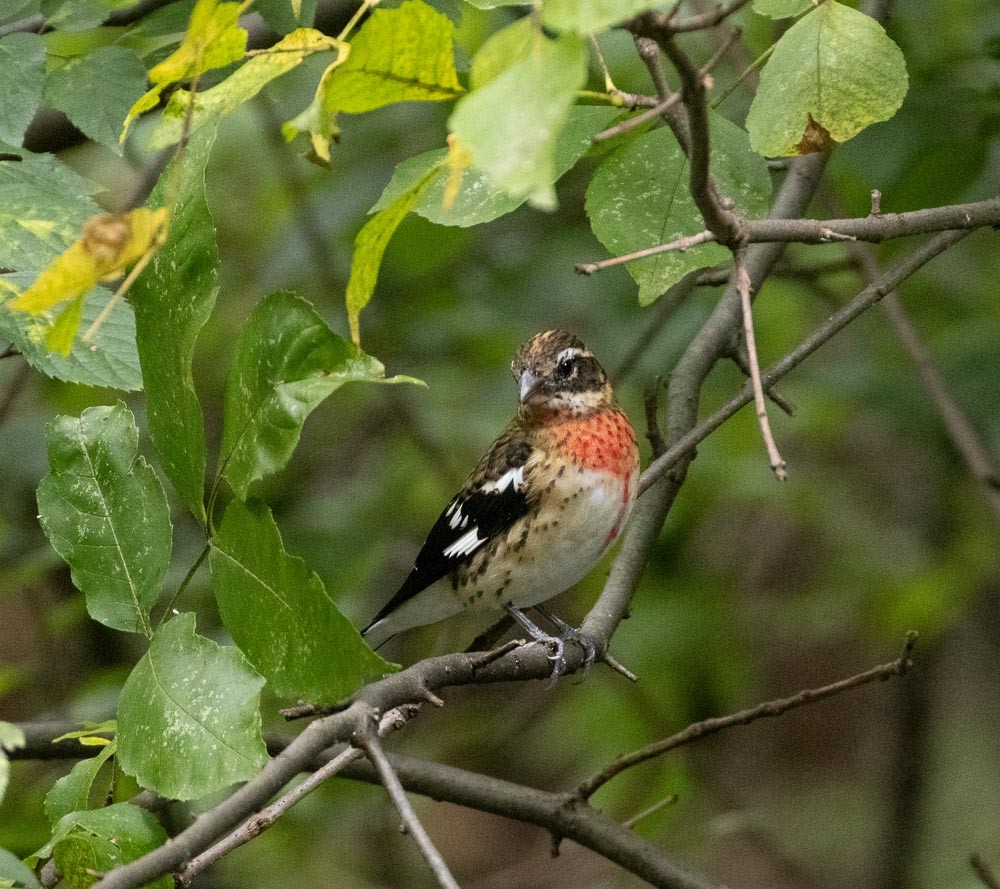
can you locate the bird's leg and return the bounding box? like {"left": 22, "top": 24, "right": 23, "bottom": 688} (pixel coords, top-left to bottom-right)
{"left": 532, "top": 606, "right": 597, "bottom": 674}
{"left": 504, "top": 605, "right": 567, "bottom": 683}
{"left": 533, "top": 607, "right": 638, "bottom": 682}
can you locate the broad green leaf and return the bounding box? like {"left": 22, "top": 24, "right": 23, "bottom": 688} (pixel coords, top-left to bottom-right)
{"left": 0, "top": 278, "right": 143, "bottom": 390}
{"left": 117, "top": 613, "right": 267, "bottom": 800}
{"left": 542, "top": 0, "right": 667, "bottom": 34}
{"left": 123, "top": 0, "right": 247, "bottom": 138}
{"left": 36, "top": 403, "right": 172, "bottom": 636}
{"left": 211, "top": 500, "right": 396, "bottom": 704}
{"left": 284, "top": 0, "right": 464, "bottom": 163}
{"left": 746, "top": 1, "right": 908, "bottom": 156}
{"left": 372, "top": 105, "right": 620, "bottom": 227}
{"left": 44, "top": 741, "right": 117, "bottom": 828}
{"left": 131, "top": 125, "right": 218, "bottom": 524}
{"left": 44, "top": 46, "right": 148, "bottom": 154}
{"left": 346, "top": 168, "right": 440, "bottom": 345}
{"left": 752, "top": 0, "right": 810, "bottom": 18}
{"left": 148, "top": 28, "right": 341, "bottom": 150}
{"left": 220, "top": 291, "right": 421, "bottom": 497}
{"left": 255, "top": 0, "right": 317, "bottom": 33}
{"left": 0, "top": 850, "right": 40, "bottom": 889}
{"left": 0, "top": 146, "right": 101, "bottom": 271}
{"left": 0, "top": 722, "right": 25, "bottom": 806}
{"left": 48, "top": 805, "right": 171, "bottom": 889}
{"left": 0, "top": 34, "right": 45, "bottom": 146}
{"left": 41, "top": 0, "right": 133, "bottom": 30}
{"left": 449, "top": 32, "right": 586, "bottom": 209}
{"left": 586, "top": 115, "right": 772, "bottom": 305}
{"left": 468, "top": 16, "right": 535, "bottom": 90}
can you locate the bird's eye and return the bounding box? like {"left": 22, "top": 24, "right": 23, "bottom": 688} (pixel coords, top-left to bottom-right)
{"left": 556, "top": 357, "right": 574, "bottom": 378}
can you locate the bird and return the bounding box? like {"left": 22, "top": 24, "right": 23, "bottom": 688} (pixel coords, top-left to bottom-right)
{"left": 362, "top": 330, "right": 639, "bottom": 679}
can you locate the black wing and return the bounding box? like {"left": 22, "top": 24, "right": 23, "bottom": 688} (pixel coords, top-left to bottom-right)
{"left": 364, "top": 437, "right": 534, "bottom": 630}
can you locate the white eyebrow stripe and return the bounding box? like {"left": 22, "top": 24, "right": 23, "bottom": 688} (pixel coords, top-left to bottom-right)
{"left": 555, "top": 347, "right": 590, "bottom": 364}
{"left": 443, "top": 527, "right": 485, "bottom": 559}
{"left": 481, "top": 466, "right": 524, "bottom": 494}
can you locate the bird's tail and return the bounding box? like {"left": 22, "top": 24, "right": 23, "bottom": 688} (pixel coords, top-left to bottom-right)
{"left": 361, "top": 618, "right": 396, "bottom": 651}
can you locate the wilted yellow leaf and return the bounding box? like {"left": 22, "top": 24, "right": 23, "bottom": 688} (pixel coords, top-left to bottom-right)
{"left": 9, "top": 208, "right": 169, "bottom": 315}
{"left": 121, "top": 0, "right": 248, "bottom": 140}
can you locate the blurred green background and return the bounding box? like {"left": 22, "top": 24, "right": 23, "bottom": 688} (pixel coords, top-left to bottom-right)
{"left": 2, "top": 0, "right": 999, "bottom": 886}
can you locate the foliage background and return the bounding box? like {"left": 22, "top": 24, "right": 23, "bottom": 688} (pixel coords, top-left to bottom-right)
{"left": 1, "top": 0, "right": 999, "bottom": 886}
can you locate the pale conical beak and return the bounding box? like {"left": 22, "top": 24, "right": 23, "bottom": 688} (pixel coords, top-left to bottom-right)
{"left": 519, "top": 371, "right": 540, "bottom": 403}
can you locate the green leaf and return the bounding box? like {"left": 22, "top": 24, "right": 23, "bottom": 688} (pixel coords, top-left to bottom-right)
{"left": 117, "top": 613, "right": 268, "bottom": 800}
{"left": 131, "top": 125, "right": 218, "bottom": 524}
{"left": 41, "top": 0, "right": 132, "bottom": 30}
{"left": 284, "top": 0, "right": 464, "bottom": 163}
{"left": 47, "top": 805, "right": 171, "bottom": 889}
{"left": 211, "top": 499, "right": 396, "bottom": 704}
{"left": 148, "top": 28, "right": 340, "bottom": 150}
{"left": 0, "top": 849, "right": 40, "bottom": 889}
{"left": 541, "top": 0, "right": 666, "bottom": 34}
{"left": 468, "top": 16, "right": 535, "bottom": 90}
{"left": 219, "top": 291, "right": 420, "bottom": 498}
{"left": 449, "top": 32, "right": 587, "bottom": 209}
{"left": 0, "top": 146, "right": 101, "bottom": 271}
{"left": 346, "top": 168, "right": 440, "bottom": 345}
{"left": 255, "top": 0, "right": 317, "bottom": 34}
{"left": 51, "top": 721, "right": 117, "bottom": 744}
{"left": 36, "top": 403, "right": 172, "bottom": 636}
{"left": 372, "top": 105, "right": 620, "bottom": 227}
{"left": 0, "top": 722, "right": 25, "bottom": 807}
{"left": 0, "top": 279, "right": 143, "bottom": 391}
{"left": 0, "top": 34, "right": 45, "bottom": 147}
{"left": 44, "top": 741, "right": 117, "bottom": 828}
{"left": 746, "top": 0, "right": 908, "bottom": 157}
{"left": 752, "top": 0, "right": 810, "bottom": 18}
{"left": 586, "top": 115, "right": 772, "bottom": 305}
{"left": 44, "top": 46, "right": 148, "bottom": 154}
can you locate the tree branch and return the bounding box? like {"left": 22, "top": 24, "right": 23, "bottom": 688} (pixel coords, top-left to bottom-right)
{"left": 638, "top": 227, "right": 976, "bottom": 496}
{"left": 973, "top": 855, "right": 1000, "bottom": 889}
{"left": 577, "top": 197, "right": 1000, "bottom": 274}
{"left": 175, "top": 706, "right": 419, "bottom": 887}
{"left": 574, "top": 632, "right": 917, "bottom": 801}
{"left": 359, "top": 731, "right": 461, "bottom": 889}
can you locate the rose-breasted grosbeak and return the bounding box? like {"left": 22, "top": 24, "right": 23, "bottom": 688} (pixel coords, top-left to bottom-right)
{"left": 363, "top": 330, "right": 639, "bottom": 678}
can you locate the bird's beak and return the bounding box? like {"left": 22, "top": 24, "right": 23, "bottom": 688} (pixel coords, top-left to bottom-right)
{"left": 519, "top": 371, "right": 541, "bottom": 403}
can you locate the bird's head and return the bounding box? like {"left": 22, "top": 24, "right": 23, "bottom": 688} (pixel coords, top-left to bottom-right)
{"left": 511, "top": 330, "right": 613, "bottom": 419}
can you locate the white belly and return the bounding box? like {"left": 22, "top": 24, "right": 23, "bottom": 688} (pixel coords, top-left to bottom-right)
{"left": 479, "top": 465, "right": 636, "bottom": 611}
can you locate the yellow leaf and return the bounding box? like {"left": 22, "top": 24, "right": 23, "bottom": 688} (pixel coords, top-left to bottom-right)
{"left": 443, "top": 135, "right": 472, "bottom": 210}
{"left": 9, "top": 208, "right": 169, "bottom": 315}
{"left": 46, "top": 293, "right": 86, "bottom": 356}
{"left": 121, "top": 0, "right": 248, "bottom": 139}
{"left": 78, "top": 736, "right": 112, "bottom": 747}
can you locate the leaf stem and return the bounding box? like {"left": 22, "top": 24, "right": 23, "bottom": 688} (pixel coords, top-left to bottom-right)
{"left": 155, "top": 542, "right": 211, "bottom": 627}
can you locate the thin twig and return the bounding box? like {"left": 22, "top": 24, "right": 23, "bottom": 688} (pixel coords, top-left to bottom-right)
{"left": 593, "top": 92, "right": 683, "bottom": 143}
{"left": 972, "top": 854, "right": 1000, "bottom": 889}
{"left": 622, "top": 794, "right": 679, "bottom": 829}
{"left": 735, "top": 251, "right": 787, "bottom": 479}
{"left": 359, "top": 730, "right": 461, "bottom": 889}
{"left": 577, "top": 231, "right": 717, "bottom": 275}
{"left": 574, "top": 633, "right": 918, "bottom": 801}
{"left": 727, "top": 347, "right": 795, "bottom": 416}
{"left": 176, "top": 706, "right": 418, "bottom": 886}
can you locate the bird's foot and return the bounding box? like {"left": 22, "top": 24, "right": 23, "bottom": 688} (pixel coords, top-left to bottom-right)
{"left": 504, "top": 606, "right": 570, "bottom": 685}
{"left": 533, "top": 607, "right": 597, "bottom": 677}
